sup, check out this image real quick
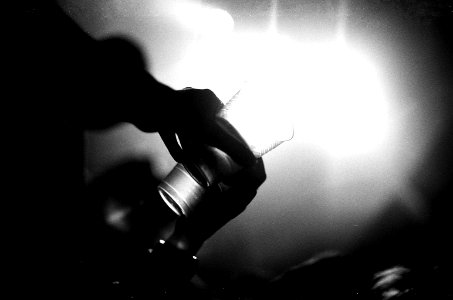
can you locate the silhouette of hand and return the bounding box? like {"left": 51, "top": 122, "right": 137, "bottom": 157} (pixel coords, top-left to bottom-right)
{"left": 160, "top": 88, "right": 257, "bottom": 168}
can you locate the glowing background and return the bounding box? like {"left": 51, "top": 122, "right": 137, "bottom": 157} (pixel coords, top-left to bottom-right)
{"left": 71, "top": 0, "right": 451, "bottom": 283}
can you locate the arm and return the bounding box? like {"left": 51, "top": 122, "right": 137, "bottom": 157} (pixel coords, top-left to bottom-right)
{"left": 22, "top": 2, "right": 255, "bottom": 166}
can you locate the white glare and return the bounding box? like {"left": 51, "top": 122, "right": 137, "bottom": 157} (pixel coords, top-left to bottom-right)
{"left": 171, "top": 2, "right": 234, "bottom": 36}
{"left": 178, "top": 31, "right": 391, "bottom": 158}
{"left": 219, "top": 83, "right": 294, "bottom": 157}
{"left": 293, "top": 41, "right": 391, "bottom": 158}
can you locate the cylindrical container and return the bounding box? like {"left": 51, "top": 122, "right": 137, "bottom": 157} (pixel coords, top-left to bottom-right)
{"left": 158, "top": 163, "right": 205, "bottom": 216}
{"left": 158, "top": 86, "right": 293, "bottom": 216}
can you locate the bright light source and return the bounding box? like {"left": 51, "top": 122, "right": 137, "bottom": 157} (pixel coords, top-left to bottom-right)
{"left": 170, "top": 2, "right": 234, "bottom": 36}
{"left": 177, "top": 26, "right": 391, "bottom": 158}
{"left": 292, "top": 41, "right": 392, "bottom": 158}
{"left": 219, "top": 83, "right": 294, "bottom": 157}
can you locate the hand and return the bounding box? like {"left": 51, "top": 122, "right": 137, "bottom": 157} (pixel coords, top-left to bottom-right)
{"left": 167, "top": 158, "right": 266, "bottom": 254}
{"left": 160, "top": 88, "right": 257, "bottom": 168}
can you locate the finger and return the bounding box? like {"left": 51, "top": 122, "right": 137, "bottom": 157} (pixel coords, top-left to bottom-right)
{"left": 159, "top": 131, "right": 184, "bottom": 162}
{"left": 177, "top": 88, "right": 223, "bottom": 121}
{"left": 205, "top": 117, "right": 257, "bottom": 167}
{"left": 176, "top": 88, "right": 256, "bottom": 166}
{"left": 222, "top": 157, "right": 266, "bottom": 189}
